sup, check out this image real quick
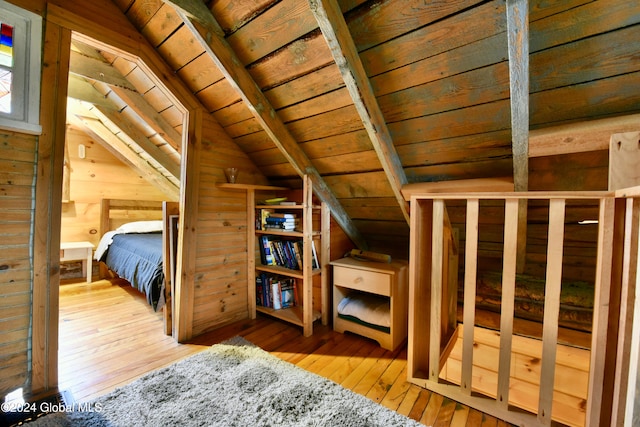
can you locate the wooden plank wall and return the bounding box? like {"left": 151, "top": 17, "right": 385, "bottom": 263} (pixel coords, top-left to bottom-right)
{"left": 188, "top": 115, "right": 269, "bottom": 337}
{"left": 0, "top": 130, "right": 37, "bottom": 396}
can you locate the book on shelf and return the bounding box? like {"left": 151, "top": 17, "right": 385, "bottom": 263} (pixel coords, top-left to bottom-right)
{"left": 292, "top": 241, "right": 303, "bottom": 271}
{"left": 271, "top": 279, "right": 282, "bottom": 310}
{"left": 292, "top": 278, "right": 300, "bottom": 306}
{"left": 269, "top": 240, "right": 282, "bottom": 266}
{"left": 265, "top": 216, "right": 297, "bottom": 224}
{"left": 256, "top": 274, "right": 298, "bottom": 310}
{"left": 258, "top": 272, "right": 270, "bottom": 308}
{"left": 259, "top": 235, "right": 276, "bottom": 266}
{"left": 284, "top": 241, "right": 298, "bottom": 269}
{"left": 268, "top": 213, "right": 297, "bottom": 219}
{"left": 280, "top": 278, "right": 296, "bottom": 308}
{"left": 263, "top": 223, "right": 298, "bottom": 232}
{"left": 255, "top": 274, "right": 264, "bottom": 307}
{"left": 256, "top": 208, "right": 275, "bottom": 230}
{"left": 311, "top": 239, "right": 319, "bottom": 269}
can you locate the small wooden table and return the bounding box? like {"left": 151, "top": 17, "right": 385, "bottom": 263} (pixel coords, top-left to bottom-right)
{"left": 60, "top": 241, "right": 95, "bottom": 283}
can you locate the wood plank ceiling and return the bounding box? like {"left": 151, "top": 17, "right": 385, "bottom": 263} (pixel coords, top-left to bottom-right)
{"left": 66, "top": 34, "right": 183, "bottom": 200}
{"left": 71, "top": 0, "right": 640, "bottom": 256}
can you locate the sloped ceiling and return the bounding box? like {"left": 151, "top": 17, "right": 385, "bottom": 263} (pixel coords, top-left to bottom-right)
{"left": 66, "top": 35, "right": 182, "bottom": 200}
{"left": 69, "top": 0, "right": 640, "bottom": 256}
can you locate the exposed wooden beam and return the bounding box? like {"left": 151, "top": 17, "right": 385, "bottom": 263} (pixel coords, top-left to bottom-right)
{"left": 89, "top": 80, "right": 180, "bottom": 154}
{"left": 67, "top": 75, "right": 115, "bottom": 109}
{"left": 71, "top": 38, "right": 111, "bottom": 61}
{"left": 163, "top": 0, "right": 367, "bottom": 249}
{"left": 69, "top": 49, "right": 136, "bottom": 91}
{"left": 309, "top": 0, "right": 410, "bottom": 224}
{"left": 109, "top": 85, "right": 183, "bottom": 152}
{"left": 69, "top": 32, "right": 192, "bottom": 156}
{"left": 70, "top": 113, "right": 180, "bottom": 199}
{"left": 68, "top": 42, "right": 183, "bottom": 160}
{"left": 529, "top": 114, "right": 640, "bottom": 158}
{"left": 66, "top": 78, "right": 181, "bottom": 179}
{"left": 91, "top": 105, "right": 182, "bottom": 179}
{"left": 507, "top": 0, "right": 529, "bottom": 273}
{"left": 507, "top": 0, "right": 529, "bottom": 191}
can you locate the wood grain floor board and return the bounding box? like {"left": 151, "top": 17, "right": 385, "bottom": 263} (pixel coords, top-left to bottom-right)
{"left": 380, "top": 364, "right": 412, "bottom": 410}
{"left": 58, "top": 279, "right": 512, "bottom": 426}
{"left": 366, "top": 348, "right": 408, "bottom": 403}
{"left": 422, "top": 393, "right": 445, "bottom": 425}
{"left": 406, "top": 386, "right": 432, "bottom": 419}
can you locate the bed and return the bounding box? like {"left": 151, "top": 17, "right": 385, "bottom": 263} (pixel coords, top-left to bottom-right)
{"left": 95, "top": 199, "right": 179, "bottom": 335}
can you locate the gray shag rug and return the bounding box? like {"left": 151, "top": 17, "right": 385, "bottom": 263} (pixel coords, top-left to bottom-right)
{"left": 31, "top": 336, "right": 424, "bottom": 426}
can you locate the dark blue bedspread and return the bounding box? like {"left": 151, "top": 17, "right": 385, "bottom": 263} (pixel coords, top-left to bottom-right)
{"left": 101, "top": 233, "right": 164, "bottom": 311}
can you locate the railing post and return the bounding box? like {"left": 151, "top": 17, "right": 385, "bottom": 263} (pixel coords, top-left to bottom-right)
{"left": 587, "top": 197, "right": 616, "bottom": 425}
{"left": 613, "top": 198, "right": 640, "bottom": 424}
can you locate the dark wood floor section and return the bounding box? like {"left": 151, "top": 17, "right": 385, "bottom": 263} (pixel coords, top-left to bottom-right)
{"left": 59, "top": 280, "right": 511, "bottom": 426}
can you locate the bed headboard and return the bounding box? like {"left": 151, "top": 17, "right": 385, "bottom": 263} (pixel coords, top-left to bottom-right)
{"left": 99, "top": 199, "right": 165, "bottom": 237}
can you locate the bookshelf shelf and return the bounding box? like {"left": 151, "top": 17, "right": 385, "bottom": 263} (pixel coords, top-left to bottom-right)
{"left": 255, "top": 306, "right": 322, "bottom": 328}
{"left": 255, "top": 229, "right": 322, "bottom": 238}
{"left": 256, "top": 264, "right": 321, "bottom": 279}
{"left": 247, "top": 175, "right": 329, "bottom": 337}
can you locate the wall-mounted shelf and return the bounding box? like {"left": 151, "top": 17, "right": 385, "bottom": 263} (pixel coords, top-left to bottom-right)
{"left": 216, "top": 182, "right": 288, "bottom": 191}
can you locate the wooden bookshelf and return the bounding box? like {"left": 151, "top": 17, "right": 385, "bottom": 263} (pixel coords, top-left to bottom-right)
{"left": 240, "top": 175, "right": 329, "bottom": 337}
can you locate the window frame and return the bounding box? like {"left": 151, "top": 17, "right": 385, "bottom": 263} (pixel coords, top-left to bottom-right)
{"left": 0, "top": 0, "right": 42, "bottom": 134}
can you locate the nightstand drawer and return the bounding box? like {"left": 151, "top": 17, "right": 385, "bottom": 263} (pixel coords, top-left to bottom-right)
{"left": 60, "top": 247, "right": 88, "bottom": 261}
{"left": 333, "top": 266, "right": 390, "bottom": 296}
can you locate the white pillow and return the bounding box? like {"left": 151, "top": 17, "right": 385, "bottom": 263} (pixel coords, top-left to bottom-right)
{"left": 116, "top": 220, "right": 163, "bottom": 234}
{"left": 337, "top": 293, "right": 390, "bottom": 328}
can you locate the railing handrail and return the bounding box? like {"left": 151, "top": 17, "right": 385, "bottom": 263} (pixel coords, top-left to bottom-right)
{"left": 409, "top": 190, "right": 613, "bottom": 200}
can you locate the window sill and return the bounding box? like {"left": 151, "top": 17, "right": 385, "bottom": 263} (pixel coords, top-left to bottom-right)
{"left": 0, "top": 118, "right": 42, "bottom": 135}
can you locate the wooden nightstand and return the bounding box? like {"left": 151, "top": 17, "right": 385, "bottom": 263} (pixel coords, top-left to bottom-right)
{"left": 330, "top": 257, "right": 408, "bottom": 351}
{"left": 60, "top": 241, "right": 95, "bottom": 283}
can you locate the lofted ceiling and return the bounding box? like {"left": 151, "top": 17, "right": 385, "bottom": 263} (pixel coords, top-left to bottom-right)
{"left": 66, "top": 34, "right": 183, "bottom": 200}
{"left": 64, "top": 0, "right": 640, "bottom": 256}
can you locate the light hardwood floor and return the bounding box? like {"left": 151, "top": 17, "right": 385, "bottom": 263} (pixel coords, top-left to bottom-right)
{"left": 58, "top": 279, "right": 512, "bottom": 426}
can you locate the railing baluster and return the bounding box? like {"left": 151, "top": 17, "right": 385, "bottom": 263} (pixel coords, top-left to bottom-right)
{"left": 462, "top": 199, "right": 479, "bottom": 395}
{"left": 538, "top": 198, "right": 566, "bottom": 425}
{"left": 498, "top": 198, "right": 519, "bottom": 409}
{"left": 430, "top": 199, "right": 445, "bottom": 381}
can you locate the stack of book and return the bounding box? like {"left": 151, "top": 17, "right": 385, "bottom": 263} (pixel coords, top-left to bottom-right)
{"left": 263, "top": 212, "right": 299, "bottom": 231}
{"left": 256, "top": 274, "right": 298, "bottom": 310}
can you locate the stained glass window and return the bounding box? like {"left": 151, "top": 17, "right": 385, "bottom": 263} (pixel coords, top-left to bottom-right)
{"left": 0, "top": 22, "right": 12, "bottom": 113}
{"left": 0, "top": 22, "right": 12, "bottom": 67}
{"left": 0, "top": 1, "right": 41, "bottom": 132}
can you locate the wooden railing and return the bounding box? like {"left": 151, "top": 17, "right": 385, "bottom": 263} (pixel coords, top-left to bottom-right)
{"left": 406, "top": 189, "right": 640, "bottom": 426}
